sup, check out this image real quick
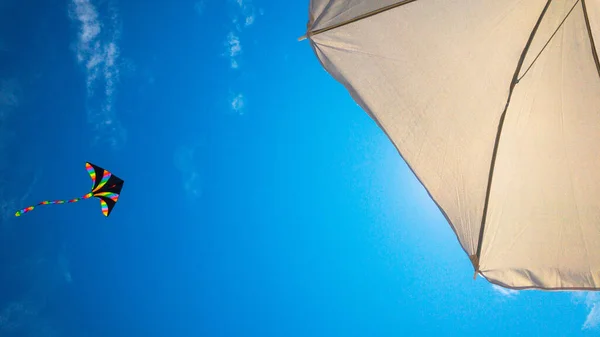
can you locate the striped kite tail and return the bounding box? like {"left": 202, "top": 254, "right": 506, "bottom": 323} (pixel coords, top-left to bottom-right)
{"left": 15, "top": 193, "right": 94, "bottom": 217}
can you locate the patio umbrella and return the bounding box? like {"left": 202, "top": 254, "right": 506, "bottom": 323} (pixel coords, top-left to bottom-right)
{"left": 301, "top": 0, "right": 600, "bottom": 290}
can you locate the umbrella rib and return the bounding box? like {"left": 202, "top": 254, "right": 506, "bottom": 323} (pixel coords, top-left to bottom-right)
{"left": 298, "top": 0, "right": 420, "bottom": 41}
{"left": 581, "top": 0, "right": 600, "bottom": 79}
{"left": 473, "top": 0, "right": 553, "bottom": 272}
{"left": 518, "top": 0, "right": 580, "bottom": 82}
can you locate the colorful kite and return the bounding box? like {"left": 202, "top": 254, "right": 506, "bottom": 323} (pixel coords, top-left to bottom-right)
{"left": 15, "top": 162, "right": 124, "bottom": 217}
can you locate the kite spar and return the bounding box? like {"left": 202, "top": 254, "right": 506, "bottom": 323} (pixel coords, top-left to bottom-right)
{"left": 15, "top": 162, "right": 124, "bottom": 217}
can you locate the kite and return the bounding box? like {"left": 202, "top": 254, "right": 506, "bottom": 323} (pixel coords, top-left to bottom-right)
{"left": 15, "top": 162, "right": 124, "bottom": 217}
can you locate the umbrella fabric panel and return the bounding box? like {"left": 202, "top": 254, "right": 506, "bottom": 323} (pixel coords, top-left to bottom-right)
{"left": 309, "top": 0, "right": 548, "bottom": 258}
{"left": 481, "top": 1, "right": 600, "bottom": 289}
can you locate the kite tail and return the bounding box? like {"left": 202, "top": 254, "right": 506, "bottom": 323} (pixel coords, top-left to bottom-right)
{"left": 15, "top": 193, "right": 94, "bottom": 217}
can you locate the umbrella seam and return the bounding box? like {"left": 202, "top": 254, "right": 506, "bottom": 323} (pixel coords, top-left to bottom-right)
{"left": 299, "top": 0, "right": 420, "bottom": 41}
{"left": 474, "top": 0, "right": 553, "bottom": 271}
{"left": 581, "top": 0, "right": 600, "bottom": 79}
{"left": 517, "top": 0, "right": 580, "bottom": 82}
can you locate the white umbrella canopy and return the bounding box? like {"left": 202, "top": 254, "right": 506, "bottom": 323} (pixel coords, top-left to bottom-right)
{"left": 301, "top": 0, "right": 600, "bottom": 290}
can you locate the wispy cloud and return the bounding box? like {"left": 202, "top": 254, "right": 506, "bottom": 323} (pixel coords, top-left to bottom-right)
{"left": 0, "top": 78, "right": 41, "bottom": 226}
{"left": 0, "top": 300, "right": 43, "bottom": 334}
{"left": 69, "top": 0, "right": 126, "bottom": 148}
{"left": 491, "top": 284, "right": 519, "bottom": 298}
{"left": 223, "top": 0, "right": 261, "bottom": 70}
{"left": 0, "top": 78, "right": 21, "bottom": 118}
{"left": 194, "top": 1, "right": 204, "bottom": 16}
{"left": 174, "top": 144, "right": 205, "bottom": 198}
{"left": 222, "top": 0, "right": 262, "bottom": 114}
{"left": 0, "top": 169, "right": 41, "bottom": 227}
{"left": 0, "top": 77, "right": 54, "bottom": 335}
{"left": 235, "top": 0, "right": 256, "bottom": 27}
{"left": 0, "top": 249, "right": 71, "bottom": 336}
{"left": 0, "top": 79, "right": 20, "bottom": 221}
{"left": 230, "top": 93, "right": 245, "bottom": 115}
{"left": 573, "top": 292, "right": 600, "bottom": 330}
{"left": 225, "top": 32, "right": 241, "bottom": 69}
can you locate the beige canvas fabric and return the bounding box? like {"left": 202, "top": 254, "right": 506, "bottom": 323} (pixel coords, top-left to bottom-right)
{"left": 303, "top": 0, "right": 600, "bottom": 290}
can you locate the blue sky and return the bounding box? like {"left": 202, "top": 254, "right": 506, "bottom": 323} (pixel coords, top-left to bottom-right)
{"left": 0, "top": 0, "right": 599, "bottom": 336}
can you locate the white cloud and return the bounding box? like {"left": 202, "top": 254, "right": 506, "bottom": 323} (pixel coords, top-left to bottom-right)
{"left": 223, "top": 0, "right": 261, "bottom": 70}
{"left": 69, "top": 0, "right": 125, "bottom": 148}
{"left": 573, "top": 292, "right": 600, "bottom": 330}
{"left": 221, "top": 0, "right": 261, "bottom": 114}
{"left": 584, "top": 303, "right": 600, "bottom": 330}
{"left": 245, "top": 15, "right": 255, "bottom": 26}
{"left": 225, "top": 31, "right": 241, "bottom": 69}
{"left": 235, "top": 0, "right": 256, "bottom": 27}
{"left": 491, "top": 284, "right": 519, "bottom": 298}
{"left": 230, "top": 93, "right": 245, "bottom": 114}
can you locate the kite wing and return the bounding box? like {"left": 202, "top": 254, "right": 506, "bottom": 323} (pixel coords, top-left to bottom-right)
{"left": 15, "top": 162, "right": 124, "bottom": 217}
{"left": 86, "top": 162, "right": 124, "bottom": 216}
